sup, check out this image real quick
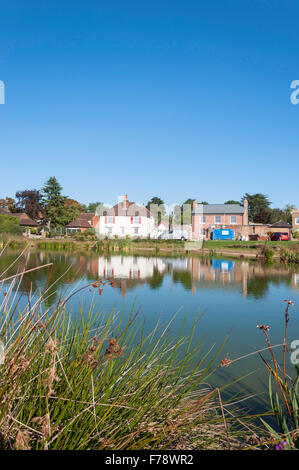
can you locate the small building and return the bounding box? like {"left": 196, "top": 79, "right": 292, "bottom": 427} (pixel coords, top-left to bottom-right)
{"left": 152, "top": 221, "right": 169, "bottom": 238}
{"left": 269, "top": 220, "right": 291, "bottom": 235}
{"left": 11, "top": 212, "right": 39, "bottom": 236}
{"left": 66, "top": 213, "right": 99, "bottom": 233}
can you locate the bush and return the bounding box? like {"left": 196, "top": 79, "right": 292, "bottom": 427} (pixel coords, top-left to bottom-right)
{"left": 0, "top": 214, "right": 23, "bottom": 235}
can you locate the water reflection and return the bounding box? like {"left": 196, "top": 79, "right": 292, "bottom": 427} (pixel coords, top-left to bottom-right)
{"left": 1, "top": 251, "right": 299, "bottom": 302}
{"left": 97, "top": 255, "right": 296, "bottom": 300}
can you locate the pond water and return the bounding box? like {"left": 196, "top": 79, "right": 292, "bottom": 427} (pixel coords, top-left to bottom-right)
{"left": 1, "top": 250, "right": 299, "bottom": 415}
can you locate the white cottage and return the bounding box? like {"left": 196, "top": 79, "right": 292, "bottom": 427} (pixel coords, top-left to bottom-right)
{"left": 96, "top": 195, "right": 155, "bottom": 238}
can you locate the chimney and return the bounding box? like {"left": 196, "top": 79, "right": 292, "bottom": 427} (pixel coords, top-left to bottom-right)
{"left": 123, "top": 194, "right": 129, "bottom": 210}
{"left": 193, "top": 199, "right": 198, "bottom": 210}
{"left": 243, "top": 198, "right": 248, "bottom": 225}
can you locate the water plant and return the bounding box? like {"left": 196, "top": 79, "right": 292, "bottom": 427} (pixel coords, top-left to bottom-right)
{"left": 257, "top": 300, "right": 299, "bottom": 449}
{"left": 0, "top": 250, "right": 252, "bottom": 450}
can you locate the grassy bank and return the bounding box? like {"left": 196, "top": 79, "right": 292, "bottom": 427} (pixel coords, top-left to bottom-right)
{"left": 1, "top": 235, "right": 299, "bottom": 266}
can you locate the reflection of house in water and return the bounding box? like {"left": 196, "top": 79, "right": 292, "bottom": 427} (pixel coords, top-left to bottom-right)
{"left": 188, "top": 258, "right": 292, "bottom": 299}
{"left": 98, "top": 256, "right": 169, "bottom": 297}
{"left": 292, "top": 273, "right": 299, "bottom": 290}
{"left": 94, "top": 254, "right": 294, "bottom": 300}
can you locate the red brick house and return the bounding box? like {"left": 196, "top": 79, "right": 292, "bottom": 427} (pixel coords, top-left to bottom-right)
{"left": 192, "top": 199, "right": 248, "bottom": 240}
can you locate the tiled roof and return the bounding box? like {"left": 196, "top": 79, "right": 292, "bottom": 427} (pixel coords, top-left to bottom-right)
{"left": 66, "top": 215, "right": 93, "bottom": 228}
{"left": 105, "top": 201, "right": 152, "bottom": 218}
{"left": 12, "top": 213, "right": 39, "bottom": 227}
{"left": 193, "top": 204, "right": 245, "bottom": 215}
{"left": 270, "top": 220, "right": 291, "bottom": 228}
{"left": 0, "top": 207, "right": 10, "bottom": 214}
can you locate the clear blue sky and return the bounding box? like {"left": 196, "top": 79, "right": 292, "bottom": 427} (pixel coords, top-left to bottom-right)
{"left": 0, "top": 0, "right": 298, "bottom": 208}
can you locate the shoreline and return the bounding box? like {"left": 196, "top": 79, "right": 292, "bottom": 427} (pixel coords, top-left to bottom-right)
{"left": 1, "top": 235, "right": 299, "bottom": 262}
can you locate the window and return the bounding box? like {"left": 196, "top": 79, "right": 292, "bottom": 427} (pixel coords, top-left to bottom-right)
{"left": 107, "top": 227, "right": 112, "bottom": 234}
{"left": 200, "top": 216, "right": 206, "bottom": 223}
{"left": 133, "top": 217, "right": 139, "bottom": 224}
{"left": 121, "top": 228, "right": 125, "bottom": 235}
{"left": 107, "top": 216, "right": 114, "bottom": 224}
{"left": 215, "top": 216, "right": 221, "bottom": 224}
{"left": 295, "top": 218, "right": 299, "bottom": 225}
{"left": 134, "top": 227, "right": 139, "bottom": 234}
{"left": 200, "top": 228, "right": 205, "bottom": 236}
{"left": 230, "top": 216, "right": 237, "bottom": 224}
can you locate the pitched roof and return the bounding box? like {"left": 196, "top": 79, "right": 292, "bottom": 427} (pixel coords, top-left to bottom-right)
{"left": 66, "top": 213, "right": 96, "bottom": 229}
{"left": 12, "top": 213, "right": 39, "bottom": 227}
{"left": 270, "top": 220, "right": 291, "bottom": 228}
{"left": 193, "top": 204, "right": 245, "bottom": 215}
{"left": 0, "top": 207, "right": 10, "bottom": 215}
{"left": 105, "top": 201, "right": 152, "bottom": 218}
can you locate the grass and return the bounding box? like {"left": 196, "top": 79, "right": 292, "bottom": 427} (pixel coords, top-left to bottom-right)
{"left": 0, "top": 248, "right": 264, "bottom": 451}
{"left": 256, "top": 300, "right": 299, "bottom": 449}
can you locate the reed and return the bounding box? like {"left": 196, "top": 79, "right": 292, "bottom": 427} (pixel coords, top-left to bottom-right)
{"left": 0, "top": 249, "right": 255, "bottom": 450}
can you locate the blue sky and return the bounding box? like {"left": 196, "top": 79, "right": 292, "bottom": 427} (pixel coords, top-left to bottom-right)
{"left": 0, "top": 0, "right": 298, "bottom": 208}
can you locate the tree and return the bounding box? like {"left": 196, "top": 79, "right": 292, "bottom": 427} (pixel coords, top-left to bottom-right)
{"left": 242, "top": 193, "right": 271, "bottom": 222}
{"left": 87, "top": 202, "right": 102, "bottom": 213}
{"left": 179, "top": 198, "right": 195, "bottom": 225}
{"left": 224, "top": 200, "right": 240, "bottom": 205}
{"left": 42, "top": 177, "right": 68, "bottom": 229}
{"left": 0, "top": 197, "right": 17, "bottom": 212}
{"left": 268, "top": 208, "right": 288, "bottom": 225}
{"left": 64, "top": 199, "right": 87, "bottom": 225}
{"left": 254, "top": 207, "right": 272, "bottom": 224}
{"left": 146, "top": 197, "right": 166, "bottom": 225}
{"left": 146, "top": 197, "right": 165, "bottom": 210}
{"left": 15, "top": 190, "right": 43, "bottom": 220}
{"left": 0, "top": 214, "right": 23, "bottom": 234}
{"left": 284, "top": 204, "right": 296, "bottom": 225}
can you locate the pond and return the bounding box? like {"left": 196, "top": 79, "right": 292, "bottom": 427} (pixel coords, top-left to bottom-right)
{"left": 1, "top": 250, "right": 299, "bottom": 415}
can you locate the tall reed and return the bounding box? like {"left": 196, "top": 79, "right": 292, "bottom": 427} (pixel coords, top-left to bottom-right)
{"left": 0, "top": 249, "right": 250, "bottom": 450}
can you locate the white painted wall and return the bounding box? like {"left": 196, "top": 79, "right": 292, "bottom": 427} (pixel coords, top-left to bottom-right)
{"left": 97, "top": 215, "right": 155, "bottom": 238}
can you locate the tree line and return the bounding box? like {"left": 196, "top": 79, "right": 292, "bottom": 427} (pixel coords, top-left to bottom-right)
{"left": 0, "top": 179, "right": 295, "bottom": 229}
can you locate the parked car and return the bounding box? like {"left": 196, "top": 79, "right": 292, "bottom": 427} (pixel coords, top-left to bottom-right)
{"left": 270, "top": 232, "right": 290, "bottom": 241}
{"left": 158, "top": 229, "right": 189, "bottom": 241}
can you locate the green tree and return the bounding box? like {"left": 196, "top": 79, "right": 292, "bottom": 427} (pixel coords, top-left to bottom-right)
{"left": 64, "top": 198, "right": 87, "bottom": 225}
{"left": 284, "top": 204, "right": 296, "bottom": 225}
{"left": 146, "top": 197, "right": 166, "bottom": 225}
{"left": 268, "top": 208, "right": 288, "bottom": 224}
{"left": 87, "top": 202, "right": 102, "bottom": 213}
{"left": 0, "top": 214, "right": 23, "bottom": 234}
{"left": 242, "top": 193, "right": 271, "bottom": 222}
{"left": 224, "top": 200, "right": 240, "bottom": 205}
{"left": 42, "top": 177, "right": 68, "bottom": 229}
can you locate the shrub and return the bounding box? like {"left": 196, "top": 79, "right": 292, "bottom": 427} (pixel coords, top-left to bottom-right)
{"left": 0, "top": 214, "right": 23, "bottom": 235}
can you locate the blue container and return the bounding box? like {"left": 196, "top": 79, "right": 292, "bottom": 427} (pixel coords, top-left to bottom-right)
{"left": 212, "top": 229, "right": 234, "bottom": 240}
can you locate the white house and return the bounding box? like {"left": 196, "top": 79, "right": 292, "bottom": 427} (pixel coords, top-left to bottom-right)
{"left": 96, "top": 195, "right": 155, "bottom": 238}
{"left": 152, "top": 221, "right": 169, "bottom": 239}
